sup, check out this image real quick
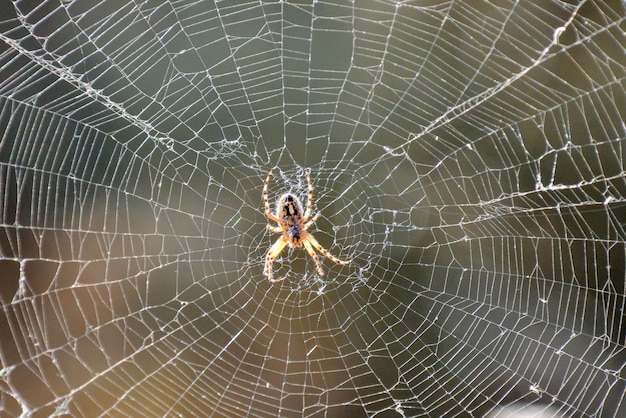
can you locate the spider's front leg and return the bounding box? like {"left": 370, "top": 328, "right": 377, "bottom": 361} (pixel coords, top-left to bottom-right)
{"left": 304, "top": 232, "right": 352, "bottom": 266}
{"left": 302, "top": 239, "right": 325, "bottom": 276}
{"left": 265, "top": 236, "right": 289, "bottom": 282}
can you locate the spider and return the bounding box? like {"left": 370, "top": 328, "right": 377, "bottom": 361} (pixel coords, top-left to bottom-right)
{"left": 262, "top": 168, "right": 351, "bottom": 282}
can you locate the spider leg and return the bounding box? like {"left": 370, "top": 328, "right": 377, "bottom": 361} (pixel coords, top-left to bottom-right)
{"left": 263, "top": 169, "right": 282, "bottom": 224}
{"left": 303, "top": 231, "right": 352, "bottom": 266}
{"left": 302, "top": 213, "right": 319, "bottom": 231}
{"left": 267, "top": 224, "right": 283, "bottom": 233}
{"left": 302, "top": 237, "right": 325, "bottom": 276}
{"left": 265, "top": 236, "right": 289, "bottom": 281}
{"left": 302, "top": 168, "right": 313, "bottom": 222}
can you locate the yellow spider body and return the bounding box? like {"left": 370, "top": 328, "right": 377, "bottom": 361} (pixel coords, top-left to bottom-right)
{"left": 262, "top": 169, "right": 351, "bottom": 282}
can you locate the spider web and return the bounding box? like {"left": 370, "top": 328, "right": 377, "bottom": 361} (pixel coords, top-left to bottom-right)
{"left": 0, "top": 1, "right": 624, "bottom": 417}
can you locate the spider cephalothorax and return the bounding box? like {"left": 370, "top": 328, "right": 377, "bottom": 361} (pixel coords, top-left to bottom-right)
{"left": 262, "top": 169, "right": 351, "bottom": 282}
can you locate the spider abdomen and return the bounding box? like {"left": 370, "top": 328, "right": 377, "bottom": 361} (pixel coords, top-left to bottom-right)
{"left": 277, "top": 193, "right": 302, "bottom": 219}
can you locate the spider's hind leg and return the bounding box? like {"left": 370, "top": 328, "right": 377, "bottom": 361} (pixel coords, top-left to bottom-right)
{"left": 303, "top": 168, "right": 314, "bottom": 221}
{"left": 263, "top": 169, "right": 282, "bottom": 224}
{"left": 302, "top": 213, "right": 319, "bottom": 231}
